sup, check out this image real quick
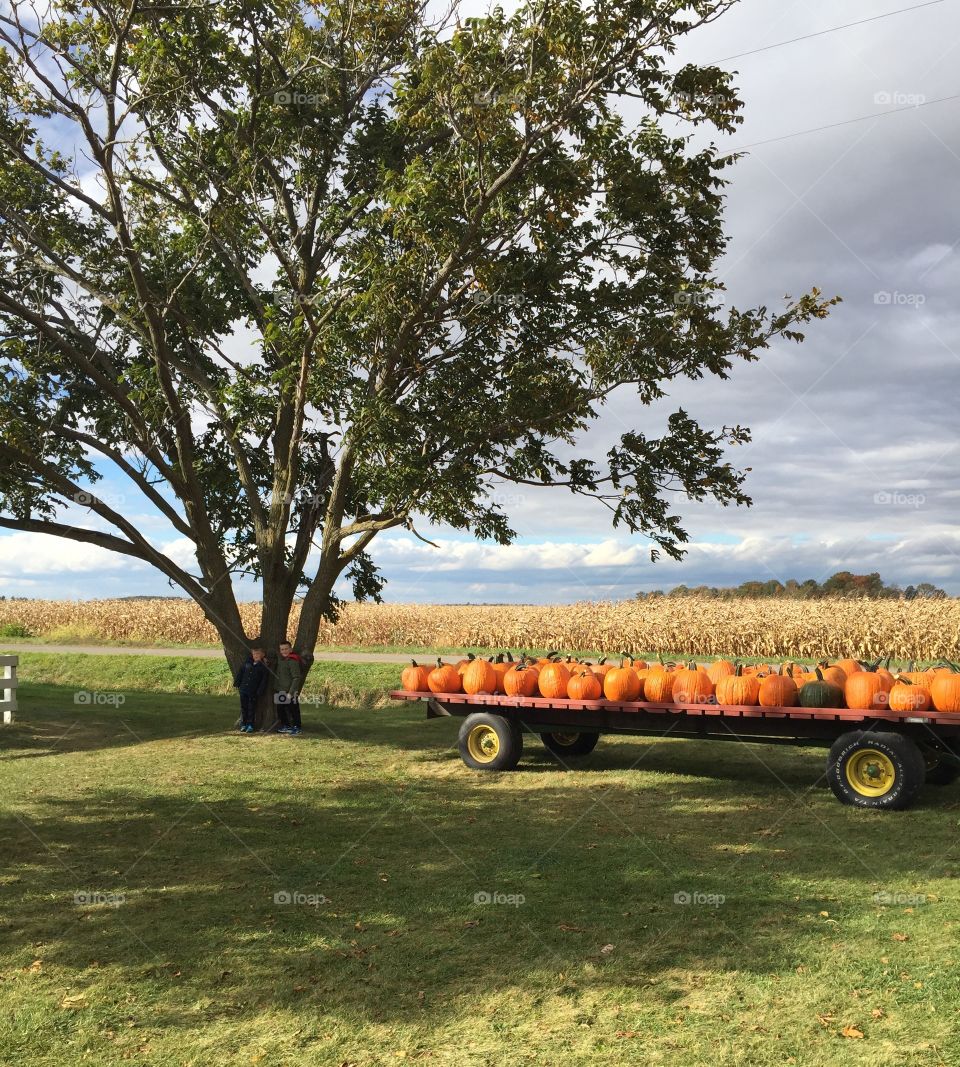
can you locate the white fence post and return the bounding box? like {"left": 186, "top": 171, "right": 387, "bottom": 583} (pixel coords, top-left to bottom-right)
{"left": 1, "top": 655, "right": 18, "bottom": 724}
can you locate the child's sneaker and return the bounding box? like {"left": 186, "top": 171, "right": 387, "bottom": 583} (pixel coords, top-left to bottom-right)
{"left": 288, "top": 727, "right": 302, "bottom": 736}
{"left": 243, "top": 724, "right": 254, "bottom": 733}
{"left": 277, "top": 725, "right": 292, "bottom": 734}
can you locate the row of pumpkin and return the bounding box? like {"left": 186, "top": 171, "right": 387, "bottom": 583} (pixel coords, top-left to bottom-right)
{"left": 400, "top": 653, "right": 960, "bottom": 713}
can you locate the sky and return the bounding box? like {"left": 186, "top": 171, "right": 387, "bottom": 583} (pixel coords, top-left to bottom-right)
{"left": 3, "top": 0, "right": 959, "bottom": 603}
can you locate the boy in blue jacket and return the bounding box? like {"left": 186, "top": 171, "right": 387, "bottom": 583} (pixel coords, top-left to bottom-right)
{"left": 233, "top": 647, "right": 269, "bottom": 733}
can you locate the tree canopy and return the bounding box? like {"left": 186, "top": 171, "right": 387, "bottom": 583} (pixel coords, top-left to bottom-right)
{"left": 0, "top": 0, "right": 836, "bottom": 665}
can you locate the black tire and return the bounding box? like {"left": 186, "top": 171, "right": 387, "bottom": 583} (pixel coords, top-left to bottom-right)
{"left": 540, "top": 731, "right": 601, "bottom": 758}
{"left": 922, "top": 749, "right": 960, "bottom": 786}
{"left": 458, "top": 713, "right": 523, "bottom": 771}
{"left": 827, "top": 730, "right": 925, "bottom": 810}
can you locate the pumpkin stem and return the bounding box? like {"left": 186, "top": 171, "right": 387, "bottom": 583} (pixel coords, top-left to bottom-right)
{"left": 435, "top": 657, "right": 443, "bottom": 668}
{"left": 598, "top": 656, "right": 607, "bottom": 665}
{"left": 505, "top": 650, "right": 514, "bottom": 662}
{"left": 815, "top": 667, "right": 824, "bottom": 681}
{"left": 411, "top": 659, "right": 419, "bottom": 667}
{"left": 734, "top": 664, "right": 743, "bottom": 677}
{"left": 896, "top": 675, "right": 913, "bottom": 685}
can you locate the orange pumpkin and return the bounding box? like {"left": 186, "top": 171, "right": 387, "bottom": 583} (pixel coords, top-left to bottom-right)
{"left": 591, "top": 658, "right": 614, "bottom": 678}
{"left": 490, "top": 658, "right": 512, "bottom": 693}
{"left": 568, "top": 669, "right": 602, "bottom": 701}
{"left": 462, "top": 658, "right": 498, "bottom": 695}
{"left": 401, "top": 659, "right": 431, "bottom": 693}
{"left": 844, "top": 669, "right": 893, "bottom": 711}
{"left": 672, "top": 662, "right": 715, "bottom": 704}
{"left": 817, "top": 663, "right": 847, "bottom": 688}
{"left": 716, "top": 666, "right": 760, "bottom": 707}
{"left": 504, "top": 663, "right": 539, "bottom": 697}
{"left": 603, "top": 666, "right": 642, "bottom": 702}
{"left": 833, "top": 658, "right": 862, "bottom": 678}
{"left": 707, "top": 659, "right": 736, "bottom": 684}
{"left": 759, "top": 666, "right": 798, "bottom": 708}
{"left": 931, "top": 669, "right": 960, "bottom": 713}
{"left": 456, "top": 653, "right": 476, "bottom": 676}
{"left": 538, "top": 661, "right": 570, "bottom": 699}
{"left": 428, "top": 659, "right": 462, "bottom": 694}
{"left": 643, "top": 669, "right": 674, "bottom": 702}
{"left": 888, "top": 677, "right": 932, "bottom": 713}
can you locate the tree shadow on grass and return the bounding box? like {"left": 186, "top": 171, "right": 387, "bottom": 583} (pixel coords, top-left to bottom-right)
{"left": 3, "top": 732, "right": 958, "bottom": 1056}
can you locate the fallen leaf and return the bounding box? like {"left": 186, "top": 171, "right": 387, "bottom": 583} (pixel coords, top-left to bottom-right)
{"left": 840, "top": 1024, "right": 864, "bottom": 1039}
{"left": 615, "top": 1030, "right": 639, "bottom": 1038}
{"left": 463, "top": 920, "right": 479, "bottom": 927}
{"left": 819, "top": 911, "right": 829, "bottom": 918}
{"left": 559, "top": 923, "right": 583, "bottom": 932}
{"left": 599, "top": 944, "right": 615, "bottom": 955}
{"left": 871, "top": 1008, "right": 884, "bottom": 1019}
{"left": 892, "top": 933, "right": 909, "bottom": 942}
{"left": 60, "top": 993, "right": 88, "bottom": 1009}
{"left": 816, "top": 1013, "right": 834, "bottom": 1027}
{"left": 27, "top": 960, "right": 42, "bottom": 973}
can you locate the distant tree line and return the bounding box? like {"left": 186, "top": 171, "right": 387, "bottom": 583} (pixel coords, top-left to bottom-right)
{"left": 636, "top": 572, "right": 948, "bottom": 600}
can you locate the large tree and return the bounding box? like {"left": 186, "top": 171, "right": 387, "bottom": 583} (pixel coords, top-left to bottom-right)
{"left": 0, "top": 0, "right": 834, "bottom": 675}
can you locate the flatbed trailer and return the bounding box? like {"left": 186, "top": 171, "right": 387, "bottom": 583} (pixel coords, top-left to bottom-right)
{"left": 389, "top": 689, "right": 960, "bottom": 810}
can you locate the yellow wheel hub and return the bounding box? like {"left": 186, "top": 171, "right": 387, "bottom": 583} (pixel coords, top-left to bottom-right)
{"left": 551, "top": 732, "right": 580, "bottom": 747}
{"left": 846, "top": 749, "right": 896, "bottom": 797}
{"left": 467, "top": 724, "right": 500, "bottom": 763}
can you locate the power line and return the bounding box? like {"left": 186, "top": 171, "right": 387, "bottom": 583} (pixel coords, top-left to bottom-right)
{"left": 713, "top": 0, "right": 944, "bottom": 64}
{"left": 733, "top": 90, "right": 960, "bottom": 150}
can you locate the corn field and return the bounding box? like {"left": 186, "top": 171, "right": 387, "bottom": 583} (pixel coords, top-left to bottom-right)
{"left": 1, "top": 597, "right": 958, "bottom": 661}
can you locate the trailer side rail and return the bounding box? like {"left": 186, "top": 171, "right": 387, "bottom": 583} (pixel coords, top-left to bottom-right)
{"left": 388, "top": 689, "right": 960, "bottom": 728}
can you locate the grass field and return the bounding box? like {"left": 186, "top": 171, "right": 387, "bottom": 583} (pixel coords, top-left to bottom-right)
{"left": 2, "top": 656, "right": 959, "bottom": 1065}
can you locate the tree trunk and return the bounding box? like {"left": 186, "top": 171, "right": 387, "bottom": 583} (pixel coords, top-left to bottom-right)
{"left": 254, "top": 579, "right": 298, "bottom": 731}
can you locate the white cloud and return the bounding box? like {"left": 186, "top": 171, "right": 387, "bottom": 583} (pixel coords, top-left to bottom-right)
{"left": 0, "top": 531, "right": 130, "bottom": 576}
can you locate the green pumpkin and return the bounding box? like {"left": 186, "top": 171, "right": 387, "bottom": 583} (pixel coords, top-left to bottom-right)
{"left": 799, "top": 667, "right": 844, "bottom": 709}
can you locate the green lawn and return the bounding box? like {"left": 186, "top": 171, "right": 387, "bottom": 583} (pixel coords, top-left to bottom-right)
{"left": 1, "top": 657, "right": 958, "bottom": 1065}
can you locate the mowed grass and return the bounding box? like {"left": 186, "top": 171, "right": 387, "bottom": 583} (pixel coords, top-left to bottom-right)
{"left": 2, "top": 657, "right": 960, "bottom": 1066}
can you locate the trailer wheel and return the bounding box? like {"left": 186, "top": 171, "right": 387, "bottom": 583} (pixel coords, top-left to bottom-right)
{"left": 458, "top": 713, "right": 523, "bottom": 771}
{"left": 541, "top": 731, "right": 600, "bottom": 758}
{"left": 827, "top": 731, "right": 925, "bottom": 810}
{"left": 922, "top": 749, "right": 960, "bottom": 786}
